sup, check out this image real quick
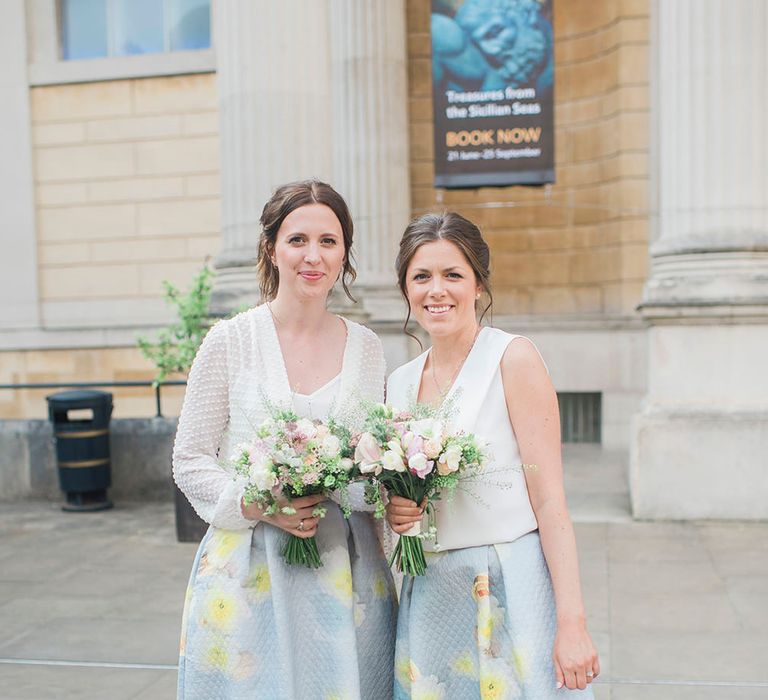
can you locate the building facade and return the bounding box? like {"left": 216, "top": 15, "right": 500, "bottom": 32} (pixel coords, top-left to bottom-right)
{"left": 1, "top": 0, "right": 766, "bottom": 518}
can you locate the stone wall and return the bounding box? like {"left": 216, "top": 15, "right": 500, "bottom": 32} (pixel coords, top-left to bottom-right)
{"left": 1, "top": 73, "right": 219, "bottom": 420}
{"left": 0, "top": 418, "right": 177, "bottom": 502}
{"left": 31, "top": 73, "right": 220, "bottom": 330}
{"left": 0, "top": 351, "right": 185, "bottom": 420}
{"left": 406, "top": 0, "right": 650, "bottom": 316}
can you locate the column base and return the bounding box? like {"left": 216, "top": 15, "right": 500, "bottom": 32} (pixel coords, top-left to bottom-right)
{"left": 630, "top": 407, "right": 768, "bottom": 519}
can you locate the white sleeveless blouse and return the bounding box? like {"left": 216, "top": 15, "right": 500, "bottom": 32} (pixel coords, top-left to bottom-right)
{"left": 386, "top": 326, "right": 539, "bottom": 551}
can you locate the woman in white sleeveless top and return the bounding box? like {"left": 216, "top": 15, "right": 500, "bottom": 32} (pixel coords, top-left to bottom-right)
{"left": 386, "top": 212, "right": 598, "bottom": 699}
{"left": 172, "top": 181, "right": 396, "bottom": 699}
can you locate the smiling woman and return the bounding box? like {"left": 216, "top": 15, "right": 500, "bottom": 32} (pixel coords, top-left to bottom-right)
{"left": 396, "top": 211, "right": 492, "bottom": 345}
{"left": 256, "top": 181, "right": 356, "bottom": 304}
{"left": 386, "top": 211, "right": 599, "bottom": 699}
{"left": 172, "top": 180, "right": 396, "bottom": 698}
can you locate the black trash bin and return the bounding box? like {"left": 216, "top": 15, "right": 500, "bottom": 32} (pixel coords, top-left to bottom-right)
{"left": 47, "top": 390, "right": 114, "bottom": 512}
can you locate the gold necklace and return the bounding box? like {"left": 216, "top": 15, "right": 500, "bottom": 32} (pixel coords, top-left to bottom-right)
{"left": 430, "top": 325, "right": 481, "bottom": 399}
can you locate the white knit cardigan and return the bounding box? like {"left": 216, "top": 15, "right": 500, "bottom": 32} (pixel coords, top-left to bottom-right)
{"left": 172, "top": 303, "right": 386, "bottom": 530}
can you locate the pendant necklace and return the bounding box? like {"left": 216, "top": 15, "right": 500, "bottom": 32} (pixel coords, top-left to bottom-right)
{"left": 430, "top": 325, "right": 481, "bottom": 400}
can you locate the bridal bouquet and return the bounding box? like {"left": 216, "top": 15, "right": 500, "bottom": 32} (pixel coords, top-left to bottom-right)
{"left": 352, "top": 403, "right": 485, "bottom": 576}
{"left": 230, "top": 410, "right": 354, "bottom": 568}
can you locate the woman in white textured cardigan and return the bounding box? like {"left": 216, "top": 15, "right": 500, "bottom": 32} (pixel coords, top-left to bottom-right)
{"left": 172, "top": 180, "right": 396, "bottom": 699}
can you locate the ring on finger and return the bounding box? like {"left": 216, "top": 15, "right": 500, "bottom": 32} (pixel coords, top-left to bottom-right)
{"left": 586, "top": 671, "right": 595, "bottom": 678}
{"left": 297, "top": 518, "right": 305, "bottom": 532}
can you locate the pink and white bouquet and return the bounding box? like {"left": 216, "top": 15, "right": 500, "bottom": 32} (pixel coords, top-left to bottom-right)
{"left": 231, "top": 409, "right": 354, "bottom": 568}
{"left": 352, "top": 403, "right": 485, "bottom": 576}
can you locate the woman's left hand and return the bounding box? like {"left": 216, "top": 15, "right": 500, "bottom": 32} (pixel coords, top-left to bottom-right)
{"left": 553, "top": 618, "right": 599, "bottom": 690}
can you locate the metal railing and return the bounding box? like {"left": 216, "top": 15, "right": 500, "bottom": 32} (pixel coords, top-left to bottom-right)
{"left": 0, "top": 380, "right": 187, "bottom": 418}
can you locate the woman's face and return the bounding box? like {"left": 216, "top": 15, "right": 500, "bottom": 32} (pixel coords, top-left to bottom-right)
{"left": 272, "top": 203, "right": 346, "bottom": 301}
{"left": 405, "top": 239, "right": 482, "bottom": 338}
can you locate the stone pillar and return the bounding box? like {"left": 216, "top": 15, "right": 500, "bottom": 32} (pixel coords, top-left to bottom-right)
{"left": 0, "top": 0, "right": 39, "bottom": 329}
{"left": 211, "top": 0, "right": 411, "bottom": 350}
{"left": 630, "top": 0, "right": 768, "bottom": 518}
{"left": 211, "top": 0, "right": 333, "bottom": 312}
{"left": 327, "top": 0, "right": 411, "bottom": 334}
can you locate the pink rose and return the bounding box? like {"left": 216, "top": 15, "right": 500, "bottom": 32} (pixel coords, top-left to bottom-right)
{"left": 406, "top": 434, "right": 425, "bottom": 460}
{"left": 408, "top": 452, "right": 433, "bottom": 478}
{"left": 355, "top": 432, "right": 382, "bottom": 474}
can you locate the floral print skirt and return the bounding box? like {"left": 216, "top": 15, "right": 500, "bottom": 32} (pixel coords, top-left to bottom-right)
{"left": 395, "top": 531, "right": 595, "bottom": 699}
{"left": 177, "top": 506, "right": 397, "bottom": 700}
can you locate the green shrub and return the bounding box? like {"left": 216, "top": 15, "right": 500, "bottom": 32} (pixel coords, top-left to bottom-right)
{"left": 137, "top": 266, "right": 214, "bottom": 387}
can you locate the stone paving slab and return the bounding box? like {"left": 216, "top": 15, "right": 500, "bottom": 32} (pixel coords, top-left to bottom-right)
{"left": 0, "top": 664, "right": 174, "bottom": 700}
{"left": 1, "top": 494, "right": 766, "bottom": 699}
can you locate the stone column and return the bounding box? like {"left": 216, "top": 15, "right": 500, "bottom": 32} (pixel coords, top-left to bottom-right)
{"left": 0, "top": 0, "right": 39, "bottom": 329}
{"left": 211, "top": 0, "right": 333, "bottom": 312}
{"left": 327, "top": 0, "right": 411, "bottom": 335}
{"left": 630, "top": 0, "right": 768, "bottom": 518}
{"left": 211, "top": 0, "right": 411, "bottom": 350}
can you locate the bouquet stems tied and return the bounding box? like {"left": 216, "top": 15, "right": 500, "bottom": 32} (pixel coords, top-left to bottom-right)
{"left": 278, "top": 502, "right": 327, "bottom": 568}
{"left": 390, "top": 524, "right": 428, "bottom": 576}
{"left": 282, "top": 533, "right": 322, "bottom": 568}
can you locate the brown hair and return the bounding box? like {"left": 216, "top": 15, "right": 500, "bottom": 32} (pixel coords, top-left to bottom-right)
{"left": 395, "top": 212, "right": 493, "bottom": 339}
{"left": 257, "top": 179, "right": 356, "bottom": 301}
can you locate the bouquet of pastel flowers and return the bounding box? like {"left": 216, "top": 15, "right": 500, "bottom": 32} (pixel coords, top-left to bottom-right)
{"left": 230, "top": 410, "right": 354, "bottom": 568}
{"left": 352, "top": 403, "right": 485, "bottom": 576}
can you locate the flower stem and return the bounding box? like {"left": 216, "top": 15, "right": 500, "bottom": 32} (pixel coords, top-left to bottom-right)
{"left": 282, "top": 535, "right": 322, "bottom": 568}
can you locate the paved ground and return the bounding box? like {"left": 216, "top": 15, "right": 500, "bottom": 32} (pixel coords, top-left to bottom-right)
{"left": 1, "top": 447, "right": 767, "bottom": 699}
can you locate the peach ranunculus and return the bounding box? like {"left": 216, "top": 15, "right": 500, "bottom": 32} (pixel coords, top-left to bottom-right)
{"left": 437, "top": 443, "right": 462, "bottom": 475}
{"left": 423, "top": 438, "right": 442, "bottom": 460}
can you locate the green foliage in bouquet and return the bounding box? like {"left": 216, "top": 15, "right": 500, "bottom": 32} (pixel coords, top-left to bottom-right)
{"left": 231, "top": 410, "right": 356, "bottom": 568}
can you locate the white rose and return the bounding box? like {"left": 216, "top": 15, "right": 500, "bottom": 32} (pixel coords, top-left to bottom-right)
{"left": 410, "top": 418, "right": 443, "bottom": 440}
{"left": 423, "top": 438, "right": 442, "bottom": 460}
{"left": 315, "top": 424, "right": 330, "bottom": 439}
{"left": 249, "top": 456, "right": 277, "bottom": 491}
{"left": 295, "top": 418, "right": 317, "bottom": 439}
{"left": 437, "top": 443, "right": 462, "bottom": 475}
{"left": 320, "top": 434, "right": 341, "bottom": 458}
{"left": 381, "top": 450, "right": 406, "bottom": 472}
{"left": 340, "top": 457, "right": 354, "bottom": 472}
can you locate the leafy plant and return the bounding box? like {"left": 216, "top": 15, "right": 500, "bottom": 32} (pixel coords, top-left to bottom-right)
{"left": 137, "top": 266, "right": 214, "bottom": 386}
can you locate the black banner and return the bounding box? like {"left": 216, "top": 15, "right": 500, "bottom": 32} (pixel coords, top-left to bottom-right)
{"left": 430, "top": 0, "right": 555, "bottom": 188}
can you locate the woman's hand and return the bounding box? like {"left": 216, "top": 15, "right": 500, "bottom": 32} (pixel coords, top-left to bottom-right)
{"left": 553, "top": 618, "right": 600, "bottom": 690}
{"left": 241, "top": 493, "right": 326, "bottom": 539}
{"left": 385, "top": 495, "right": 424, "bottom": 534}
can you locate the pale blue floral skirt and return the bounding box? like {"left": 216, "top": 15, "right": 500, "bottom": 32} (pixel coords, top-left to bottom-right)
{"left": 395, "top": 531, "right": 595, "bottom": 699}
{"left": 177, "top": 505, "right": 397, "bottom": 699}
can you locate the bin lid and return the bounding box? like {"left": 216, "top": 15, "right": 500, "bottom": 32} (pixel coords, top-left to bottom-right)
{"left": 46, "top": 390, "right": 113, "bottom": 406}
